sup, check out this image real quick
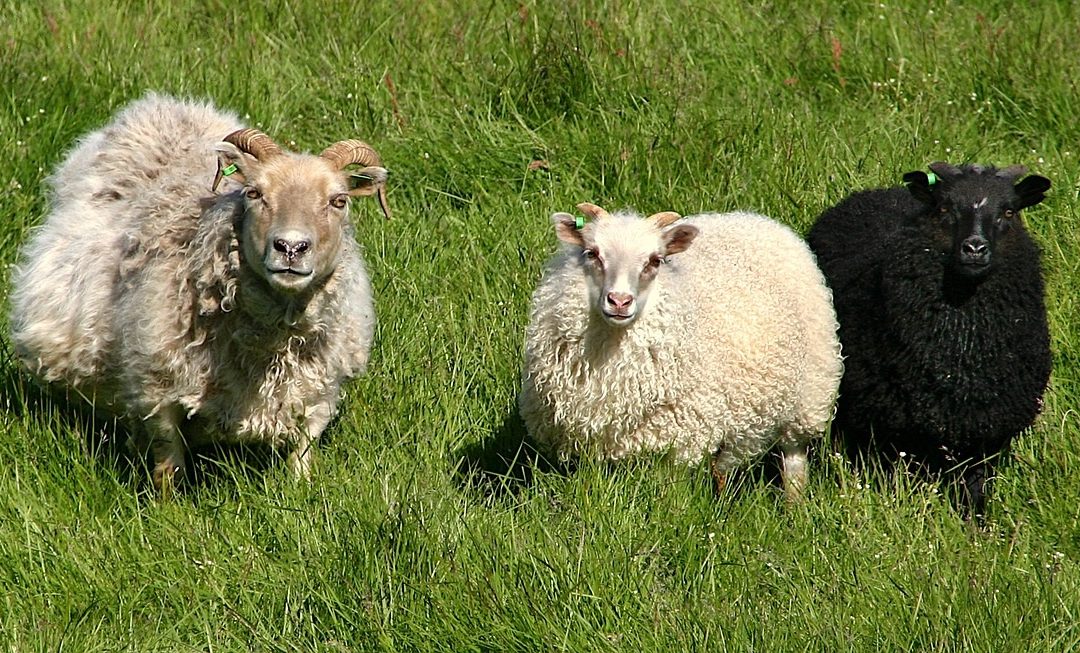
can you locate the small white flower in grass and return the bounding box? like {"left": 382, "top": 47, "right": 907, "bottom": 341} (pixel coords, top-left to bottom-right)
{"left": 946, "top": 100, "right": 954, "bottom": 105}
{"left": 899, "top": 451, "right": 907, "bottom": 457}
{"left": 1038, "top": 157, "right": 1045, "bottom": 164}
{"left": 423, "top": 152, "right": 430, "bottom": 159}
{"left": 347, "top": 93, "right": 353, "bottom": 99}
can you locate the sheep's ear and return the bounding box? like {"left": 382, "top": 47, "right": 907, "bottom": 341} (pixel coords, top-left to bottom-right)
{"left": 1015, "top": 174, "right": 1051, "bottom": 209}
{"left": 212, "top": 142, "right": 256, "bottom": 191}
{"left": 552, "top": 212, "right": 585, "bottom": 247}
{"left": 902, "top": 170, "right": 935, "bottom": 204}
{"left": 662, "top": 224, "right": 699, "bottom": 255}
{"left": 347, "top": 166, "right": 389, "bottom": 197}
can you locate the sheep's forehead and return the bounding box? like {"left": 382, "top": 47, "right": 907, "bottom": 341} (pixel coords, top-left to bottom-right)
{"left": 589, "top": 213, "right": 663, "bottom": 259}
{"left": 947, "top": 176, "right": 1014, "bottom": 209}
{"left": 255, "top": 154, "right": 348, "bottom": 197}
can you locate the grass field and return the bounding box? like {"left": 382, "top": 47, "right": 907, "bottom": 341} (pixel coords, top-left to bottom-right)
{"left": 2, "top": 1, "right": 1079, "bottom": 650}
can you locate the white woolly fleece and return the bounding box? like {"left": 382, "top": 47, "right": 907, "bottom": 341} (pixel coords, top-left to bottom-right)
{"left": 519, "top": 210, "right": 842, "bottom": 473}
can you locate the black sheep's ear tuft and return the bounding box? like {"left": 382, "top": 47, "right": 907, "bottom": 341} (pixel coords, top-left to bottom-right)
{"left": 1014, "top": 175, "right": 1051, "bottom": 210}
{"left": 903, "top": 170, "right": 935, "bottom": 204}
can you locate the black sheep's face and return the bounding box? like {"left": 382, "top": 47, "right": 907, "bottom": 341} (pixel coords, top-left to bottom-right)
{"left": 903, "top": 164, "right": 1051, "bottom": 282}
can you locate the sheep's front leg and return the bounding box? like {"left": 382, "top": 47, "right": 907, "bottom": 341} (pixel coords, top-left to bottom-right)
{"left": 147, "top": 404, "right": 187, "bottom": 497}
{"left": 779, "top": 441, "right": 809, "bottom": 503}
{"left": 286, "top": 401, "right": 334, "bottom": 479}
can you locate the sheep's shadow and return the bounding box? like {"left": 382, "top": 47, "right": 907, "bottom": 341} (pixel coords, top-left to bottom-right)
{"left": 454, "top": 403, "right": 796, "bottom": 503}
{"left": 453, "top": 409, "right": 572, "bottom": 499}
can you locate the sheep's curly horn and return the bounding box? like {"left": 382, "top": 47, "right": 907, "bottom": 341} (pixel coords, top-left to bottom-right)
{"left": 320, "top": 140, "right": 390, "bottom": 219}
{"left": 319, "top": 139, "right": 383, "bottom": 169}
{"left": 223, "top": 128, "right": 283, "bottom": 160}
{"left": 576, "top": 203, "right": 610, "bottom": 220}
{"left": 648, "top": 211, "right": 682, "bottom": 228}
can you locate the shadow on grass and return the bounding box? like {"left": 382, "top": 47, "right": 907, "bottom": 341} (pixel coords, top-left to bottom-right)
{"left": 453, "top": 409, "right": 573, "bottom": 500}
{"left": 454, "top": 405, "right": 804, "bottom": 505}
{"left": 1, "top": 348, "right": 299, "bottom": 498}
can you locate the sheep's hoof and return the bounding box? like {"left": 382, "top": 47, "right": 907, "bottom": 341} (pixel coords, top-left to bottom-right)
{"left": 710, "top": 456, "right": 728, "bottom": 498}
{"left": 152, "top": 460, "right": 184, "bottom": 499}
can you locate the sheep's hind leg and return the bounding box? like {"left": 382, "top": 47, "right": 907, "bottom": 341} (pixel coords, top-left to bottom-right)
{"left": 147, "top": 404, "right": 187, "bottom": 498}
{"left": 779, "top": 441, "right": 809, "bottom": 503}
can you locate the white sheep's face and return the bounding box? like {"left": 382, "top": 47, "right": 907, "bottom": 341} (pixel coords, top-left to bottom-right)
{"left": 233, "top": 154, "right": 351, "bottom": 295}
{"left": 552, "top": 207, "right": 698, "bottom": 328}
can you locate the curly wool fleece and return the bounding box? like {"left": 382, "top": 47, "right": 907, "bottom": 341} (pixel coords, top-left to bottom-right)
{"left": 520, "top": 209, "right": 842, "bottom": 475}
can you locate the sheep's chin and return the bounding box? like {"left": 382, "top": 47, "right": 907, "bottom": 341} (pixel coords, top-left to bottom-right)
{"left": 600, "top": 310, "right": 638, "bottom": 328}
{"left": 265, "top": 269, "right": 314, "bottom": 294}
{"left": 954, "top": 261, "right": 992, "bottom": 281}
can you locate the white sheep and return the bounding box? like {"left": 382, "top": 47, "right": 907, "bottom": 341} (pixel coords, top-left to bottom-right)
{"left": 9, "top": 93, "right": 389, "bottom": 492}
{"left": 519, "top": 203, "right": 843, "bottom": 500}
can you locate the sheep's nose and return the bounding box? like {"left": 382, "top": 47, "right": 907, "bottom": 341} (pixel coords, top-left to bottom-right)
{"left": 607, "top": 292, "right": 633, "bottom": 309}
{"left": 960, "top": 236, "right": 989, "bottom": 264}
{"left": 273, "top": 233, "right": 311, "bottom": 260}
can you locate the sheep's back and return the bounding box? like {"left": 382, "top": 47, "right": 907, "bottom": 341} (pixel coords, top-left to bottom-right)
{"left": 10, "top": 94, "right": 241, "bottom": 397}
{"left": 674, "top": 213, "right": 842, "bottom": 447}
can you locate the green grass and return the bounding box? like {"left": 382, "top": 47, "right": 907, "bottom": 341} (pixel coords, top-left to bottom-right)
{"left": 2, "top": 0, "right": 1080, "bottom": 650}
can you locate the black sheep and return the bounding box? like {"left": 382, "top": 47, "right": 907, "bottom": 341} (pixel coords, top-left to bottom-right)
{"left": 807, "top": 162, "right": 1052, "bottom": 517}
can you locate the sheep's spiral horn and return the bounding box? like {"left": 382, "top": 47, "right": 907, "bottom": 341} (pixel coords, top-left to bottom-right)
{"left": 648, "top": 211, "right": 682, "bottom": 228}
{"left": 223, "top": 128, "right": 283, "bottom": 160}
{"left": 319, "top": 140, "right": 383, "bottom": 169}
{"left": 576, "top": 202, "right": 611, "bottom": 221}
{"left": 320, "top": 140, "right": 390, "bottom": 219}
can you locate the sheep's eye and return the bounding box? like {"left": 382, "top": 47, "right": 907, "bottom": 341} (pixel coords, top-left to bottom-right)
{"left": 645, "top": 255, "right": 663, "bottom": 272}
{"left": 582, "top": 248, "right": 598, "bottom": 261}
{"left": 245, "top": 187, "right": 262, "bottom": 200}
{"left": 330, "top": 194, "right": 348, "bottom": 209}
{"left": 1003, "top": 209, "right": 1015, "bottom": 220}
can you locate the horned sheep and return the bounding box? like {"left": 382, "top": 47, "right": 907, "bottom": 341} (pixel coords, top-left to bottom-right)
{"left": 9, "top": 93, "right": 389, "bottom": 492}
{"left": 519, "top": 203, "right": 843, "bottom": 500}
{"left": 807, "top": 162, "right": 1052, "bottom": 517}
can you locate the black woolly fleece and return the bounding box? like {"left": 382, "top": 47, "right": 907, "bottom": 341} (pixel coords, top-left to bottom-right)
{"left": 808, "top": 166, "right": 1051, "bottom": 515}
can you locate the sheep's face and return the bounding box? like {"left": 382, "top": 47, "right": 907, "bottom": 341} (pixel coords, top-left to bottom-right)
{"left": 552, "top": 206, "right": 698, "bottom": 327}
{"left": 234, "top": 155, "right": 351, "bottom": 295}
{"left": 903, "top": 163, "right": 1050, "bottom": 281}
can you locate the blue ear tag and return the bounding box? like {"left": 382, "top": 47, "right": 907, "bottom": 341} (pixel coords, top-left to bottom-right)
{"left": 575, "top": 216, "right": 585, "bottom": 229}
{"left": 926, "top": 172, "right": 938, "bottom": 186}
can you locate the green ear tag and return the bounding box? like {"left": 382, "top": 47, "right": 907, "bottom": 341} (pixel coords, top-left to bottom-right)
{"left": 926, "top": 172, "right": 938, "bottom": 186}
{"left": 221, "top": 163, "right": 238, "bottom": 176}
{"left": 575, "top": 216, "right": 585, "bottom": 229}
